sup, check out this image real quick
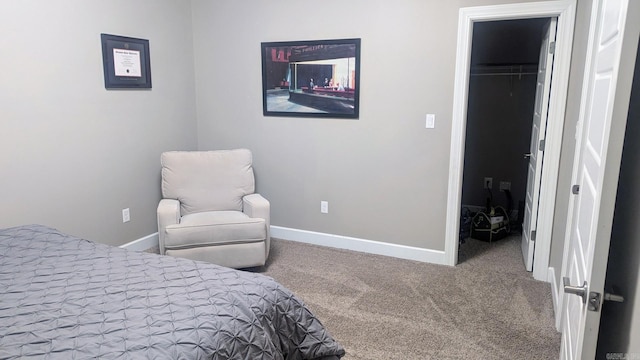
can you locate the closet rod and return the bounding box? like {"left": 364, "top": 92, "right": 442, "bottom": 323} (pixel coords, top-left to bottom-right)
{"left": 470, "top": 72, "right": 537, "bottom": 76}
{"left": 470, "top": 64, "right": 538, "bottom": 77}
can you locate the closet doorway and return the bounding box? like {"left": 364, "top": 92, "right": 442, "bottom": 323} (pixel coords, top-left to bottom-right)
{"left": 444, "top": 1, "right": 576, "bottom": 281}
{"left": 459, "top": 18, "right": 555, "bottom": 267}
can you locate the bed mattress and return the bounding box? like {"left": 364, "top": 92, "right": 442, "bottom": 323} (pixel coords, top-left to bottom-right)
{"left": 0, "top": 225, "right": 345, "bottom": 359}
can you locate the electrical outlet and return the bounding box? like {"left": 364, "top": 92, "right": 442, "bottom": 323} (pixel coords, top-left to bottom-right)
{"left": 320, "top": 201, "right": 329, "bottom": 214}
{"left": 484, "top": 177, "right": 493, "bottom": 189}
{"left": 499, "top": 181, "right": 511, "bottom": 191}
{"left": 122, "top": 208, "right": 130, "bottom": 223}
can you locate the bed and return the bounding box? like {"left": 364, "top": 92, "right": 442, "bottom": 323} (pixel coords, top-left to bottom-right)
{"left": 0, "top": 225, "right": 345, "bottom": 359}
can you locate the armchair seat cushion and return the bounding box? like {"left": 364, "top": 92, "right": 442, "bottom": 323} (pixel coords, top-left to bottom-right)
{"left": 164, "top": 211, "right": 266, "bottom": 250}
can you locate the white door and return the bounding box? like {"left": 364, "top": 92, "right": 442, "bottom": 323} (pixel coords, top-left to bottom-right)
{"left": 521, "top": 18, "right": 557, "bottom": 272}
{"left": 560, "top": 0, "right": 630, "bottom": 358}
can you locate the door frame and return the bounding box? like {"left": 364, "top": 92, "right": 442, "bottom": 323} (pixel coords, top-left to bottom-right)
{"left": 444, "top": 0, "right": 576, "bottom": 281}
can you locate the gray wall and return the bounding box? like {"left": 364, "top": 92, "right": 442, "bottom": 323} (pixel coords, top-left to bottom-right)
{"left": 0, "top": 0, "right": 603, "bottom": 265}
{"left": 191, "top": 0, "right": 546, "bottom": 251}
{"left": 0, "top": 0, "right": 198, "bottom": 246}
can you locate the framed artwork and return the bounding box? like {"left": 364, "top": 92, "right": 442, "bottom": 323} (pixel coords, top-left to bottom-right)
{"left": 101, "top": 33, "right": 152, "bottom": 89}
{"left": 261, "top": 38, "right": 361, "bottom": 119}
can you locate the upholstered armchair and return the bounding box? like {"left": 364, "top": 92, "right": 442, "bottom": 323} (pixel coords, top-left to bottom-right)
{"left": 157, "top": 149, "right": 270, "bottom": 268}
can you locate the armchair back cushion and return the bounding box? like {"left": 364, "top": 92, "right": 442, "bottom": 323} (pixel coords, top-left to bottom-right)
{"left": 161, "top": 150, "right": 255, "bottom": 216}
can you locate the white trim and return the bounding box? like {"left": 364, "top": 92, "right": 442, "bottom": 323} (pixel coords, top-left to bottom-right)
{"left": 445, "top": 1, "right": 576, "bottom": 282}
{"left": 271, "top": 226, "right": 447, "bottom": 265}
{"left": 119, "top": 232, "right": 159, "bottom": 251}
{"left": 532, "top": 1, "right": 577, "bottom": 281}
{"left": 548, "top": 266, "right": 562, "bottom": 332}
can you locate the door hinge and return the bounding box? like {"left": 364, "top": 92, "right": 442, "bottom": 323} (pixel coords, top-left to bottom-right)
{"left": 550, "top": 41, "right": 556, "bottom": 54}
{"left": 531, "top": 230, "right": 536, "bottom": 241}
{"left": 572, "top": 184, "right": 580, "bottom": 195}
{"left": 539, "top": 139, "right": 545, "bottom": 152}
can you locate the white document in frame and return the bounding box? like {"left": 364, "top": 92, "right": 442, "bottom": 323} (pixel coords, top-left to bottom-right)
{"left": 113, "top": 48, "right": 142, "bottom": 77}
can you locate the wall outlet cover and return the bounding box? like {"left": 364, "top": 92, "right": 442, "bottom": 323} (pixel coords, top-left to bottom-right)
{"left": 122, "top": 208, "right": 131, "bottom": 223}
{"left": 499, "top": 181, "right": 511, "bottom": 191}
{"left": 484, "top": 177, "right": 493, "bottom": 189}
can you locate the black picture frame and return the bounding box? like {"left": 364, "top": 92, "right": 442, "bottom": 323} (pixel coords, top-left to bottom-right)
{"left": 101, "top": 33, "right": 152, "bottom": 89}
{"left": 261, "top": 38, "right": 361, "bottom": 119}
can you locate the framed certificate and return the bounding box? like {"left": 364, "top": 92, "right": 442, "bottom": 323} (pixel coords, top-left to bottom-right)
{"left": 101, "top": 34, "right": 152, "bottom": 89}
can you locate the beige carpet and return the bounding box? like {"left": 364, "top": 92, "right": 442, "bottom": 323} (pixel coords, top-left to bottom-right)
{"left": 146, "top": 236, "right": 560, "bottom": 359}
{"left": 254, "top": 236, "right": 560, "bottom": 360}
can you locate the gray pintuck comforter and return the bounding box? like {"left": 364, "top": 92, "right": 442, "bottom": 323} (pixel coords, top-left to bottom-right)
{"left": 0, "top": 225, "right": 345, "bottom": 359}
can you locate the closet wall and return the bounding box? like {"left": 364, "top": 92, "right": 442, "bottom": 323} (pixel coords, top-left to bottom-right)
{"left": 461, "top": 19, "right": 548, "bottom": 214}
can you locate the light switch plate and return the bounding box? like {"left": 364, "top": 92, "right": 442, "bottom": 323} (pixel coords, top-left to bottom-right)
{"left": 426, "top": 114, "right": 435, "bottom": 128}
{"left": 320, "top": 201, "right": 328, "bottom": 214}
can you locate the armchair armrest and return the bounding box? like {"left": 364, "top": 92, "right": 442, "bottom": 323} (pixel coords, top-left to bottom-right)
{"left": 243, "top": 193, "right": 271, "bottom": 257}
{"left": 157, "top": 199, "right": 181, "bottom": 254}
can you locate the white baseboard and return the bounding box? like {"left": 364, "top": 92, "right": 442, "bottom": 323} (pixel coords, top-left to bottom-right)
{"left": 120, "top": 232, "right": 159, "bottom": 251}
{"left": 270, "top": 226, "right": 447, "bottom": 265}
{"left": 548, "top": 266, "right": 562, "bottom": 332}
{"left": 121, "top": 227, "right": 448, "bottom": 266}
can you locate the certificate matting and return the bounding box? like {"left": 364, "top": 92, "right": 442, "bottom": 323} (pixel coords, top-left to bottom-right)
{"left": 113, "top": 48, "right": 141, "bottom": 77}
{"left": 101, "top": 34, "right": 152, "bottom": 89}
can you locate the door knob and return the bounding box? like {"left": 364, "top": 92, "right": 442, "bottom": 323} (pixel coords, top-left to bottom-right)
{"left": 563, "top": 277, "right": 588, "bottom": 304}
{"left": 524, "top": 153, "right": 533, "bottom": 159}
